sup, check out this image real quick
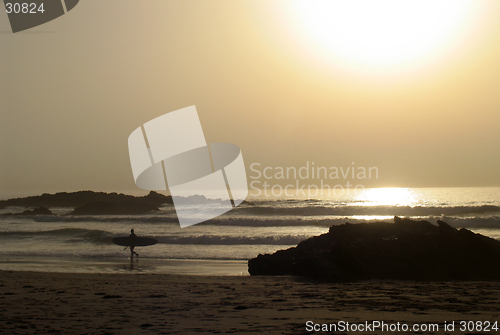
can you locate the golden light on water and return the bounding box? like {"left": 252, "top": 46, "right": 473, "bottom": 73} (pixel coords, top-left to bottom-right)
{"left": 289, "top": 0, "right": 475, "bottom": 67}
{"left": 358, "top": 188, "right": 417, "bottom": 206}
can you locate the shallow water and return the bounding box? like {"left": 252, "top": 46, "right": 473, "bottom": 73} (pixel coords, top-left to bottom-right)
{"left": 0, "top": 256, "right": 249, "bottom": 275}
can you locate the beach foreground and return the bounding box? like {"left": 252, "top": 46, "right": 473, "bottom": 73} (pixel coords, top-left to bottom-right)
{"left": 1, "top": 271, "right": 500, "bottom": 334}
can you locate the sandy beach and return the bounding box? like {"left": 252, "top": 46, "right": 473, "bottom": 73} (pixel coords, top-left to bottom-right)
{"left": 1, "top": 270, "right": 500, "bottom": 334}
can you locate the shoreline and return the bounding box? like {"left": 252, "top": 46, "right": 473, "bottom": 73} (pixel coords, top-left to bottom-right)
{"left": 0, "top": 256, "right": 249, "bottom": 276}
{"left": 1, "top": 270, "right": 500, "bottom": 334}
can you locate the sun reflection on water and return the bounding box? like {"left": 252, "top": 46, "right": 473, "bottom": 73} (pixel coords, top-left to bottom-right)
{"left": 357, "top": 188, "right": 418, "bottom": 206}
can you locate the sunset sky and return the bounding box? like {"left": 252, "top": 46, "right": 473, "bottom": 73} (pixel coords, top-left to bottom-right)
{"left": 1, "top": 0, "right": 500, "bottom": 195}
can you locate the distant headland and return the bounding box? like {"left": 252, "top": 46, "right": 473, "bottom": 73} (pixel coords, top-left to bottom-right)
{"left": 0, "top": 191, "right": 223, "bottom": 216}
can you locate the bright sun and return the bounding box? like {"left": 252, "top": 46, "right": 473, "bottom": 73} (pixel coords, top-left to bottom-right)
{"left": 289, "top": 0, "right": 475, "bottom": 66}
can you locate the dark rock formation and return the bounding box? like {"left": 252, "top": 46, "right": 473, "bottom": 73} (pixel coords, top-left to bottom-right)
{"left": 21, "top": 206, "right": 54, "bottom": 215}
{"left": 2, "top": 206, "right": 54, "bottom": 216}
{"left": 69, "top": 201, "right": 158, "bottom": 215}
{"left": 0, "top": 191, "right": 173, "bottom": 209}
{"left": 248, "top": 217, "right": 500, "bottom": 282}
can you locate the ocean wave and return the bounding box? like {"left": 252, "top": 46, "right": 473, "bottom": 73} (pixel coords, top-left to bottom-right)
{"left": 233, "top": 204, "right": 500, "bottom": 216}
{"left": 155, "top": 234, "right": 308, "bottom": 245}
{"left": 32, "top": 216, "right": 179, "bottom": 223}
{"left": 31, "top": 215, "right": 373, "bottom": 227}
{"left": 442, "top": 216, "right": 500, "bottom": 228}
{"left": 207, "top": 216, "right": 500, "bottom": 228}
{"left": 11, "top": 213, "right": 500, "bottom": 231}
{"left": 1, "top": 228, "right": 115, "bottom": 244}
{"left": 24, "top": 204, "right": 500, "bottom": 224}
{"left": 0, "top": 228, "right": 309, "bottom": 245}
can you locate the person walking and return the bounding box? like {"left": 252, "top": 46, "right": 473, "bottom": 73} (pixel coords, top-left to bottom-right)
{"left": 129, "top": 229, "right": 139, "bottom": 259}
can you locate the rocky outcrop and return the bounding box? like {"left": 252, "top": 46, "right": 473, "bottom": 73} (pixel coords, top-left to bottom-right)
{"left": 2, "top": 206, "right": 54, "bottom": 216}
{"left": 21, "top": 206, "right": 54, "bottom": 215}
{"left": 69, "top": 201, "right": 158, "bottom": 215}
{"left": 248, "top": 217, "right": 500, "bottom": 282}
{"left": 0, "top": 191, "right": 173, "bottom": 209}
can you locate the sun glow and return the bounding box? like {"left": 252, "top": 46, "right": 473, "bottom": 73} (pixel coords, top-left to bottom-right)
{"left": 289, "top": 0, "right": 475, "bottom": 66}
{"left": 358, "top": 188, "right": 417, "bottom": 206}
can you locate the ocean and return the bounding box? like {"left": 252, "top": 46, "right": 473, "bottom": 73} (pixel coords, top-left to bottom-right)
{"left": 1, "top": 187, "right": 499, "bottom": 275}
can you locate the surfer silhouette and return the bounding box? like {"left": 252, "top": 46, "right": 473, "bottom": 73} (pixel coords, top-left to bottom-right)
{"left": 112, "top": 230, "right": 157, "bottom": 259}
{"left": 129, "top": 229, "right": 139, "bottom": 259}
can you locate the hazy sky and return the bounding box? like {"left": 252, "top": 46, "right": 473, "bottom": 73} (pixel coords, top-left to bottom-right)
{"left": 1, "top": 0, "right": 500, "bottom": 195}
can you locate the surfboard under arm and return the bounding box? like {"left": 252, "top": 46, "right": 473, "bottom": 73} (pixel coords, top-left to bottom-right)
{"left": 112, "top": 236, "right": 158, "bottom": 247}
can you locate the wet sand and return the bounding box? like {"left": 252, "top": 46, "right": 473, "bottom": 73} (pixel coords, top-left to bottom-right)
{"left": 0, "top": 256, "right": 248, "bottom": 276}
{"left": 1, "top": 270, "right": 500, "bottom": 334}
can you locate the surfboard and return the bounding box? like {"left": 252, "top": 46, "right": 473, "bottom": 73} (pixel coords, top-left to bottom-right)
{"left": 112, "top": 236, "right": 158, "bottom": 247}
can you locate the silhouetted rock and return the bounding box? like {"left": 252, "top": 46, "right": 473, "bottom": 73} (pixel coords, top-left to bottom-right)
{"left": 69, "top": 201, "right": 158, "bottom": 215}
{"left": 143, "top": 191, "right": 174, "bottom": 206}
{"left": 21, "top": 207, "right": 54, "bottom": 215}
{"left": 2, "top": 206, "right": 54, "bottom": 216}
{"left": 0, "top": 191, "right": 173, "bottom": 209}
{"left": 248, "top": 217, "right": 500, "bottom": 282}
